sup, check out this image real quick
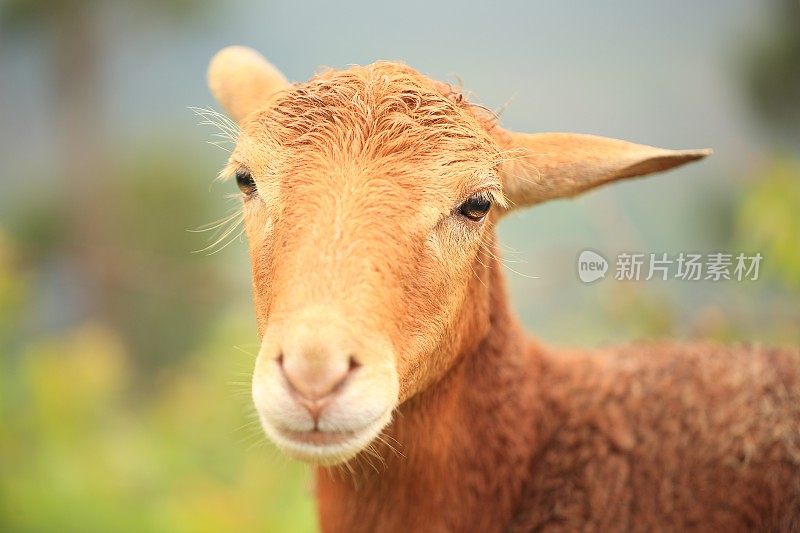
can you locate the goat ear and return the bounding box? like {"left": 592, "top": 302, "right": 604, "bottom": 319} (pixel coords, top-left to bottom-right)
{"left": 207, "top": 46, "right": 290, "bottom": 124}
{"left": 496, "top": 131, "right": 711, "bottom": 210}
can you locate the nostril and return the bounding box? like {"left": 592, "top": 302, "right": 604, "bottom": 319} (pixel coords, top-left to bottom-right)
{"left": 276, "top": 352, "right": 284, "bottom": 367}
{"left": 348, "top": 355, "right": 361, "bottom": 373}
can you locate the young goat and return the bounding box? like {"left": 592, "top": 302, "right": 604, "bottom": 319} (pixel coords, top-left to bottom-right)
{"left": 206, "top": 46, "right": 800, "bottom": 532}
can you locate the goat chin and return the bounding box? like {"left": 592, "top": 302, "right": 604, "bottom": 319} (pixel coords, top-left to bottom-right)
{"left": 259, "top": 408, "right": 394, "bottom": 466}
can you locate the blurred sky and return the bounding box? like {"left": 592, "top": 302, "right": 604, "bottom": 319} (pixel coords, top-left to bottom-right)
{"left": 0, "top": 0, "right": 792, "bottom": 345}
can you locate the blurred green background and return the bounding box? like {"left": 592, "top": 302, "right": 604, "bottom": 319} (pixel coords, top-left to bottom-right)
{"left": 0, "top": 1, "right": 798, "bottom": 531}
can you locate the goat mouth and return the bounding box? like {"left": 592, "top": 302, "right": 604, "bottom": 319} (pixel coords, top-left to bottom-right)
{"left": 278, "top": 428, "right": 357, "bottom": 446}
{"left": 260, "top": 409, "right": 394, "bottom": 465}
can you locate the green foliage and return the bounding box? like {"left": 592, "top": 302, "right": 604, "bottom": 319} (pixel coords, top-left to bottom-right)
{"left": 0, "top": 231, "right": 27, "bottom": 346}
{"left": 0, "top": 0, "right": 209, "bottom": 35}
{"left": 0, "top": 295, "right": 316, "bottom": 532}
{"left": 604, "top": 285, "right": 677, "bottom": 339}
{"left": 0, "top": 132, "right": 317, "bottom": 532}
{"left": 735, "top": 158, "right": 800, "bottom": 290}
{"left": 105, "top": 147, "right": 240, "bottom": 370}
{"left": 741, "top": 0, "right": 800, "bottom": 141}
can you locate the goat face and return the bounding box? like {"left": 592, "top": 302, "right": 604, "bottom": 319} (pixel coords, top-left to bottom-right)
{"left": 221, "top": 59, "right": 500, "bottom": 464}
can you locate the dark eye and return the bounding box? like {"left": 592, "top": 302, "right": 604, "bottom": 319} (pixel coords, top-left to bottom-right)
{"left": 458, "top": 192, "right": 492, "bottom": 222}
{"left": 235, "top": 169, "right": 257, "bottom": 196}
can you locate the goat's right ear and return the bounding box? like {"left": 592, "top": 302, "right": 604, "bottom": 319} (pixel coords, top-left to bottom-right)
{"left": 207, "top": 46, "right": 290, "bottom": 124}
{"left": 495, "top": 131, "right": 711, "bottom": 211}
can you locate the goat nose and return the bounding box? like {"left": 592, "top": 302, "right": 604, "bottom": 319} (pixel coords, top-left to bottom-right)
{"left": 278, "top": 352, "right": 359, "bottom": 420}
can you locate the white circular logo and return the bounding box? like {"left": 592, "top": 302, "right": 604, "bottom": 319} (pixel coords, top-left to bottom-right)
{"left": 577, "top": 250, "right": 608, "bottom": 283}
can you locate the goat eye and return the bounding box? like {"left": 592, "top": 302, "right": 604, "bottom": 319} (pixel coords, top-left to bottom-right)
{"left": 458, "top": 192, "right": 492, "bottom": 222}
{"left": 235, "top": 169, "right": 256, "bottom": 196}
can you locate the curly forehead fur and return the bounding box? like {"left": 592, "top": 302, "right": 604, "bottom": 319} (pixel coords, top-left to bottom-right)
{"left": 239, "top": 62, "right": 502, "bottom": 176}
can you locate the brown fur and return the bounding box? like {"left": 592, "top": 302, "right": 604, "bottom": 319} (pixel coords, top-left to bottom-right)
{"left": 205, "top": 47, "right": 800, "bottom": 531}
{"left": 317, "top": 240, "right": 800, "bottom": 532}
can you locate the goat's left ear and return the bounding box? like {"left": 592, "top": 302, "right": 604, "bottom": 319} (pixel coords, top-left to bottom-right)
{"left": 207, "top": 46, "right": 290, "bottom": 124}
{"left": 496, "top": 131, "right": 711, "bottom": 210}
